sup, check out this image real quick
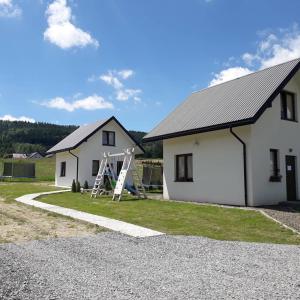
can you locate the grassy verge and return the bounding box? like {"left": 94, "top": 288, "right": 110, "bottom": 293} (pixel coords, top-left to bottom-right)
{"left": 0, "top": 181, "right": 60, "bottom": 203}
{"left": 38, "top": 192, "right": 300, "bottom": 245}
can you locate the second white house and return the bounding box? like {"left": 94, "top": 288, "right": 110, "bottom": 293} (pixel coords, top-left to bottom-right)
{"left": 47, "top": 116, "right": 144, "bottom": 187}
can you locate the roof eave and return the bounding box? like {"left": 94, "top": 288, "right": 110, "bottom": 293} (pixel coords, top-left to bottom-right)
{"left": 143, "top": 118, "right": 255, "bottom": 142}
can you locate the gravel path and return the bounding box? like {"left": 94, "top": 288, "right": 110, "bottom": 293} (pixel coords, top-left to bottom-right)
{"left": 262, "top": 205, "right": 300, "bottom": 232}
{"left": 1, "top": 232, "right": 300, "bottom": 300}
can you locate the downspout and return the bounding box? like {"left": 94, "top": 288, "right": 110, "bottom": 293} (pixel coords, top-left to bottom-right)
{"left": 69, "top": 150, "right": 79, "bottom": 183}
{"left": 229, "top": 128, "right": 248, "bottom": 207}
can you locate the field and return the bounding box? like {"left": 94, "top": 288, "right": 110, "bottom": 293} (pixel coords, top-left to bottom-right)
{"left": 0, "top": 156, "right": 55, "bottom": 182}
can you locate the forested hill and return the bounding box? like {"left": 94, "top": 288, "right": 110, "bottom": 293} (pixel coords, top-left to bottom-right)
{"left": 0, "top": 120, "right": 162, "bottom": 158}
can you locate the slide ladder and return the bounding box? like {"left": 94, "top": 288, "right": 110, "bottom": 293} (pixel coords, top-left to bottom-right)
{"left": 112, "top": 152, "right": 132, "bottom": 201}
{"left": 112, "top": 149, "right": 147, "bottom": 201}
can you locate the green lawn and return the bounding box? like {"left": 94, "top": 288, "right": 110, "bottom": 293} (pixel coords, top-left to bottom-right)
{"left": 0, "top": 182, "right": 59, "bottom": 203}
{"left": 38, "top": 192, "right": 300, "bottom": 245}
{"left": 0, "top": 156, "right": 55, "bottom": 182}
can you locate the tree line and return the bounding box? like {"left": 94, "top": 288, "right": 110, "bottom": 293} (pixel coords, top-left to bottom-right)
{"left": 0, "top": 120, "right": 162, "bottom": 158}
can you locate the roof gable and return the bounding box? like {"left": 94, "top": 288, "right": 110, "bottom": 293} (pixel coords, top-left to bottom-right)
{"left": 47, "top": 116, "right": 144, "bottom": 154}
{"left": 144, "top": 58, "right": 300, "bottom": 142}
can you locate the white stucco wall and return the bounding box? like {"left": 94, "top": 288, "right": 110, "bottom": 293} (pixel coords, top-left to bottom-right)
{"left": 248, "top": 71, "right": 300, "bottom": 206}
{"left": 55, "top": 150, "right": 79, "bottom": 187}
{"left": 163, "top": 127, "right": 250, "bottom": 206}
{"left": 55, "top": 119, "right": 142, "bottom": 187}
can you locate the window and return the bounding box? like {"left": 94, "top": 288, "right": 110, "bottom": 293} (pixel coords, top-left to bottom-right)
{"left": 60, "top": 161, "right": 66, "bottom": 177}
{"left": 270, "top": 149, "right": 281, "bottom": 182}
{"left": 92, "top": 160, "right": 99, "bottom": 176}
{"left": 102, "top": 131, "right": 115, "bottom": 146}
{"left": 117, "top": 161, "right": 123, "bottom": 176}
{"left": 175, "top": 154, "right": 193, "bottom": 182}
{"left": 281, "top": 91, "right": 296, "bottom": 121}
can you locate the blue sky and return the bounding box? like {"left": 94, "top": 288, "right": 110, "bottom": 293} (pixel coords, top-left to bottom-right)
{"left": 1, "top": 0, "right": 300, "bottom": 132}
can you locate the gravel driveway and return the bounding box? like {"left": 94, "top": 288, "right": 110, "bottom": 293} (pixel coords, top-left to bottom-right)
{"left": 0, "top": 232, "right": 300, "bottom": 300}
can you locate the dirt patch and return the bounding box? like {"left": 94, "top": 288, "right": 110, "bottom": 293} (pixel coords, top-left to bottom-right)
{"left": 0, "top": 196, "right": 105, "bottom": 243}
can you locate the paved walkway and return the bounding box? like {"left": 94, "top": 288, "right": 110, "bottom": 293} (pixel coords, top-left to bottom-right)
{"left": 15, "top": 191, "right": 164, "bottom": 238}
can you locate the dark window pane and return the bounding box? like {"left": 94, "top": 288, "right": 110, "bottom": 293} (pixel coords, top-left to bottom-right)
{"left": 177, "top": 156, "right": 185, "bottom": 179}
{"left": 92, "top": 160, "right": 99, "bottom": 176}
{"left": 187, "top": 155, "right": 193, "bottom": 180}
{"left": 109, "top": 132, "right": 115, "bottom": 145}
{"left": 281, "top": 92, "right": 296, "bottom": 121}
{"left": 270, "top": 149, "right": 279, "bottom": 177}
{"left": 60, "top": 161, "right": 66, "bottom": 177}
{"left": 102, "top": 132, "right": 108, "bottom": 145}
{"left": 286, "top": 94, "right": 294, "bottom": 120}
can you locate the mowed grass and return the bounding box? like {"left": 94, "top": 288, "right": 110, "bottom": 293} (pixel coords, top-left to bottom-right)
{"left": 0, "top": 156, "right": 55, "bottom": 182}
{"left": 39, "top": 192, "right": 300, "bottom": 245}
{"left": 0, "top": 181, "right": 60, "bottom": 203}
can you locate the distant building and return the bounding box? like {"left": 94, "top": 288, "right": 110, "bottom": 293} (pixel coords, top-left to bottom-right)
{"left": 12, "top": 153, "right": 27, "bottom": 159}
{"left": 27, "top": 152, "right": 44, "bottom": 159}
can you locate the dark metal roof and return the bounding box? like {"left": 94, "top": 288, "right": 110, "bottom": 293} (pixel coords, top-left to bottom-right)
{"left": 144, "top": 58, "right": 300, "bottom": 142}
{"left": 47, "top": 116, "right": 144, "bottom": 154}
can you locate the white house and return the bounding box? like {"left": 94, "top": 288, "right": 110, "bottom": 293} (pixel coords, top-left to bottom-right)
{"left": 144, "top": 58, "right": 300, "bottom": 207}
{"left": 27, "top": 152, "right": 44, "bottom": 159}
{"left": 47, "top": 116, "right": 144, "bottom": 188}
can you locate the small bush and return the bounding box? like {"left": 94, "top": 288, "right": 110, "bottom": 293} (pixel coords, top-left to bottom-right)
{"left": 83, "top": 180, "right": 89, "bottom": 189}
{"left": 71, "top": 179, "right": 76, "bottom": 193}
{"left": 76, "top": 181, "right": 81, "bottom": 193}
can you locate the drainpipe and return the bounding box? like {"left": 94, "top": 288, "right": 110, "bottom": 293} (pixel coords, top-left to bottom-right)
{"left": 69, "top": 150, "right": 79, "bottom": 183}
{"left": 229, "top": 128, "right": 248, "bottom": 207}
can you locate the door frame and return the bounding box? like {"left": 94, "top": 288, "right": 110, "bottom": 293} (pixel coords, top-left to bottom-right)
{"left": 285, "top": 155, "right": 298, "bottom": 201}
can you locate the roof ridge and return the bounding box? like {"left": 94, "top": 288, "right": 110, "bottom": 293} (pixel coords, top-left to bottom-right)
{"left": 192, "top": 57, "right": 300, "bottom": 95}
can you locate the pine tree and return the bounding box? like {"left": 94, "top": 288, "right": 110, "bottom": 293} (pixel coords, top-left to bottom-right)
{"left": 71, "top": 179, "right": 76, "bottom": 193}
{"left": 83, "top": 180, "right": 89, "bottom": 189}
{"left": 76, "top": 181, "right": 81, "bottom": 193}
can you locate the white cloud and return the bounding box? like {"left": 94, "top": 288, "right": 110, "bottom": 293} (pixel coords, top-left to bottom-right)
{"left": 44, "top": 0, "right": 99, "bottom": 49}
{"left": 0, "top": 114, "right": 35, "bottom": 123}
{"left": 118, "top": 69, "right": 134, "bottom": 79}
{"left": 41, "top": 94, "right": 113, "bottom": 112}
{"left": 0, "top": 0, "right": 21, "bottom": 18}
{"left": 100, "top": 72, "right": 123, "bottom": 89}
{"left": 209, "top": 67, "right": 252, "bottom": 86}
{"left": 116, "top": 89, "right": 141, "bottom": 101}
{"left": 99, "top": 69, "right": 142, "bottom": 102}
{"left": 210, "top": 24, "right": 300, "bottom": 86}
{"left": 242, "top": 53, "right": 257, "bottom": 66}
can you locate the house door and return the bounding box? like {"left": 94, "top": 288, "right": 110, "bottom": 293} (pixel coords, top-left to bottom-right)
{"left": 285, "top": 156, "right": 297, "bottom": 201}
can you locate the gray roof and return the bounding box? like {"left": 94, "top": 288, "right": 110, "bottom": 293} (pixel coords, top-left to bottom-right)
{"left": 144, "top": 58, "right": 300, "bottom": 142}
{"left": 47, "top": 116, "right": 144, "bottom": 154}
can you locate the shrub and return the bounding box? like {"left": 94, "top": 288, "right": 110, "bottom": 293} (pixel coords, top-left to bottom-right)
{"left": 76, "top": 181, "right": 81, "bottom": 193}
{"left": 71, "top": 179, "right": 76, "bottom": 193}
{"left": 83, "top": 180, "right": 89, "bottom": 189}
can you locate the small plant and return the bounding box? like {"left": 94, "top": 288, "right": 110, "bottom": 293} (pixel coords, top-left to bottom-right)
{"left": 83, "top": 180, "right": 89, "bottom": 189}
{"left": 71, "top": 179, "right": 76, "bottom": 193}
{"left": 76, "top": 181, "right": 81, "bottom": 193}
